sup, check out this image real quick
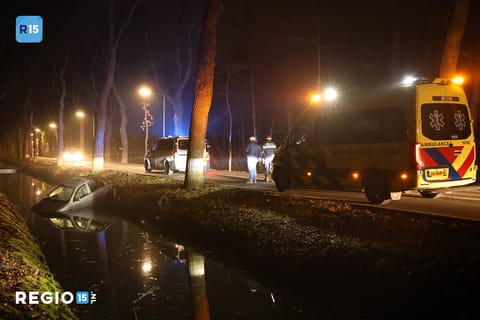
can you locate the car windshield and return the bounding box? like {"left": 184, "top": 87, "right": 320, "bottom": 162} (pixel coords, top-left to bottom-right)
{"left": 47, "top": 185, "right": 76, "bottom": 202}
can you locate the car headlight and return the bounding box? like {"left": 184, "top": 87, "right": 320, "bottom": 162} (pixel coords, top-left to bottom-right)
{"left": 64, "top": 151, "right": 84, "bottom": 162}
{"left": 73, "top": 151, "right": 83, "bottom": 161}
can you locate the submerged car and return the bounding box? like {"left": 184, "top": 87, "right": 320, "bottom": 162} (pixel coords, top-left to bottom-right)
{"left": 35, "top": 208, "right": 113, "bottom": 233}
{"left": 31, "top": 177, "right": 114, "bottom": 214}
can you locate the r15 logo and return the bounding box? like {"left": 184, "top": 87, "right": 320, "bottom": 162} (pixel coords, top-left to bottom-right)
{"left": 16, "top": 16, "right": 43, "bottom": 43}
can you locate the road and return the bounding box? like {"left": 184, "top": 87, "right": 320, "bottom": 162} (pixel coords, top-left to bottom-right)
{"left": 40, "top": 157, "right": 480, "bottom": 222}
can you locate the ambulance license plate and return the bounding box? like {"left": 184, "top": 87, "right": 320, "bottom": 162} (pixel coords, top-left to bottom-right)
{"left": 426, "top": 168, "right": 448, "bottom": 179}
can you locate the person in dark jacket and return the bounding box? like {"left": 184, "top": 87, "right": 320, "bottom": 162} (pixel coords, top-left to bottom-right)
{"left": 245, "top": 136, "right": 262, "bottom": 183}
{"left": 262, "top": 135, "right": 276, "bottom": 182}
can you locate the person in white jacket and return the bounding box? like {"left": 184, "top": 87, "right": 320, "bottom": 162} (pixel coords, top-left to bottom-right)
{"left": 245, "top": 136, "right": 262, "bottom": 183}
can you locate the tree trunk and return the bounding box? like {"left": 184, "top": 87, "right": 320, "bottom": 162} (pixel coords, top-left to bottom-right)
{"left": 184, "top": 0, "right": 222, "bottom": 190}
{"left": 248, "top": 52, "right": 257, "bottom": 138}
{"left": 225, "top": 72, "right": 233, "bottom": 172}
{"left": 113, "top": 83, "right": 129, "bottom": 164}
{"left": 439, "top": 0, "right": 469, "bottom": 78}
{"left": 92, "top": 63, "right": 113, "bottom": 172}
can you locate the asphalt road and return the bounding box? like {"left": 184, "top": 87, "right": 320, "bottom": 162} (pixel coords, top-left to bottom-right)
{"left": 41, "top": 157, "right": 480, "bottom": 222}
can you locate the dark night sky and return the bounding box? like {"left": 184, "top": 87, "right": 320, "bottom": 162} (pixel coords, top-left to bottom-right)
{"left": 1, "top": 0, "right": 479, "bottom": 156}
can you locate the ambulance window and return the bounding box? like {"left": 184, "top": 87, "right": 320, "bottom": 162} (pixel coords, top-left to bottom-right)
{"left": 421, "top": 104, "right": 471, "bottom": 140}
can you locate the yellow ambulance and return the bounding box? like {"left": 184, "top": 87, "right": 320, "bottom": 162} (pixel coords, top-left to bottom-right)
{"left": 272, "top": 78, "right": 477, "bottom": 204}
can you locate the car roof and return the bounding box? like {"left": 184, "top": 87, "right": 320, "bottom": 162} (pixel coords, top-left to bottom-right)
{"left": 59, "top": 177, "right": 91, "bottom": 188}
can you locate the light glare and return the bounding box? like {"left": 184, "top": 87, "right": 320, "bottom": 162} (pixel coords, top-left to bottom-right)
{"left": 402, "top": 76, "right": 417, "bottom": 86}
{"left": 324, "top": 88, "right": 337, "bottom": 101}
{"left": 138, "top": 86, "right": 152, "bottom": 98}
{"left": 451, "top": 76, "right": 464, "bottom": 85}
{"left": 310, "top": 94, "right": 322, "bottom": 104}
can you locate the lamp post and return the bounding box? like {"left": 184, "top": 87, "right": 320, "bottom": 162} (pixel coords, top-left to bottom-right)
{"left": 34, "top": 128, "right": 46, "bottom": 156}
{"left": 138, "top": 86, "right": 153, "bottom": 156}
{"left": 162, "top": 94, "right": 166, "bottom": 138}
{"left": 75, "top": 111, "right": 95, "bottom": 156}
{"left": 49, "top": 122, "right": 58, "bottom": 156}
{"left": 76, "top": 110, "right": 85, "bottom": 152}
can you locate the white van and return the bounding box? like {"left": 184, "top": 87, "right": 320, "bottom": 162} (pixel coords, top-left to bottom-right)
{"left": 144, "top": 136, "right": 209, "bottom": 174}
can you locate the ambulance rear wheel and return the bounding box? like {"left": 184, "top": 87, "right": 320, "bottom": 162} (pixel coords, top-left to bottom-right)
{"left": 419, "top": 191, "right": 438, "bottom": 198}
{"left": 273, "top": 167, "right": 290, "bottom": 192}
{"left": 364, "top": 176, "right": 390, "bottom": 204}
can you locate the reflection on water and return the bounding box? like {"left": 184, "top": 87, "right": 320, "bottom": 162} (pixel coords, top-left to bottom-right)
{"left": 0, "top": 173, "right": 329, "bottom": 319}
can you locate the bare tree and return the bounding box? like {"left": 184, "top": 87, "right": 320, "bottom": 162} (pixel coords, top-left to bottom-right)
{"left": 113, "top": 83, "right": 129, "bottom": 163}
{"left": 184, "top": 0, "right": 223, "bottom": 190}
{"left": 224, "top": 65, "right": 244, "bottom": 171}
{"left": 144, "top": 3, "right": 201, "bottom": 136}
{"left": 92, "top": 0, "right": 141, "bottom": 172}
{"left": 47, "top": 47, "right": 70, "bottom": 166}
{"left": 439, "top": 0, "right": 470, "bottom": 78}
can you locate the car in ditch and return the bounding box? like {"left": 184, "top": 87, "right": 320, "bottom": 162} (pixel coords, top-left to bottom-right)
{"left": 31, "top": 177, "right": 114, "bottom": 214}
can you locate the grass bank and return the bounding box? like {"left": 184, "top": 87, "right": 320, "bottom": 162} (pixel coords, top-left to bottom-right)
{"left": 0, "top": 193, "right": 77, "bottom": 320}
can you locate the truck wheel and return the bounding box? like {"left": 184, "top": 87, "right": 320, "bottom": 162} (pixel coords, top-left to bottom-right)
{"left": 273, "top": 167, "right": 290, "bottom": 192}
{"left": 364, "top": 175, "right": 390, "bottom": 204}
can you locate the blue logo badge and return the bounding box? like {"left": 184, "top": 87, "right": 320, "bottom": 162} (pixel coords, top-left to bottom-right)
{"left": 75, "top": 291, "right": 90, "bottom": 305}
{"left": 16, "top": 16, "right": 43, "bottom": 43}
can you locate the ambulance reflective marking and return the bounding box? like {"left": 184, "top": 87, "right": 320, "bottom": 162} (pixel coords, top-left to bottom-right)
{"left": 420, "top": 145, "right": 475, "bottom": 181}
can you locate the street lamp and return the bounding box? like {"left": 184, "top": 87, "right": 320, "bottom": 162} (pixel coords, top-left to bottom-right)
{"left": 138, "top": 86, "right": 154, "bottom": 156}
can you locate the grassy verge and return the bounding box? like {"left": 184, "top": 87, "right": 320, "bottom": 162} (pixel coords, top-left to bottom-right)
{"left": 0, "top": 193, "right": 77, "bottom": 320}
{"left": 3, "top": 158, "right": 480, "bottom": 317}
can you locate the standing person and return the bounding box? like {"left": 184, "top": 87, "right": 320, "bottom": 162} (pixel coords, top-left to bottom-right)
{"left": 245, "top": 136, "right": 262, "bottom": 183}
{"left": 262, "top": 135, "right": 276, "bottom": 182}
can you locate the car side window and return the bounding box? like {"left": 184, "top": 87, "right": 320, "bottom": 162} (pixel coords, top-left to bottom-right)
{"left": 151, "top": 141, "right": 158, "bottom": 151}
{"left": 74, "top": 184, "right": 90, "bottom": 201}
{"left": 87, "top": 180, "right": 101, "bottom": 192}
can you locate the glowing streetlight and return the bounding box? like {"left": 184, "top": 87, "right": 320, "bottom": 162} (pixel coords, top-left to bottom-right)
{"left": 138, "top": 86, "right": 152, "bottom": 98}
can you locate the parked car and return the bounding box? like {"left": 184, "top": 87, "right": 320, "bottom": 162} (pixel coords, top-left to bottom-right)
{"left": 31, "top": 177, "right": 114, "bottom": 214}
{"left": 144, "top": 136, "right": 210, "bottom": 174}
